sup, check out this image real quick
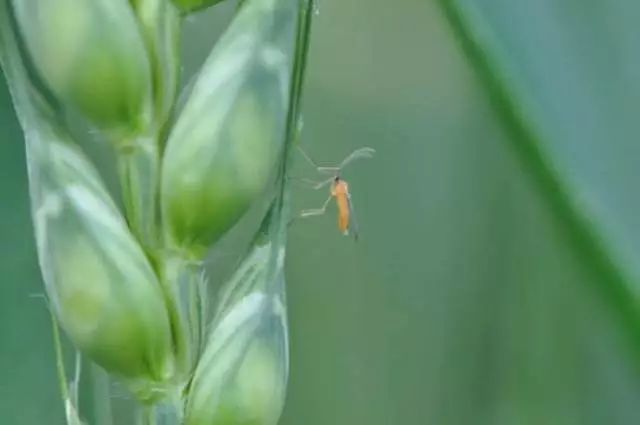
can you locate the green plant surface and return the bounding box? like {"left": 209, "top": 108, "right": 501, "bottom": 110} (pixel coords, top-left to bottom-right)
{"left": 437, "top": 0, "right": 640, "bottom": 347}
{"left": 2, "top": 0, "right": 640, "bottom": 424}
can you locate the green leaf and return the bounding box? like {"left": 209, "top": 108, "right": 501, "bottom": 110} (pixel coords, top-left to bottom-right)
{"left": 436, "top": 0, "right": 640, "bottom": 350}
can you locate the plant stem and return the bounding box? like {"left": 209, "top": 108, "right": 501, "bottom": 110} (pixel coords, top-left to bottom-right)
{"left": 159, "top": 256, "right": 192, "bottom": 381}
{"left": 277, "top": 0, "right": 315, "bottom": 203}
{"left": 50, "top": 312, "right": 70, "bottom": 404}
{"left": 117, "top": 135, "right": 161, "bottom": 254}
{"left": 159, "top": 254, "right": 208, "bottom": 384}
{"left": 183, "top": 260, "right": 206, "bottom": 363}
{"left": 140, "top": 405, "right": 156, "bottom": 425}
{"left": 91, "top": 365, "right": 114, "bottom": 425}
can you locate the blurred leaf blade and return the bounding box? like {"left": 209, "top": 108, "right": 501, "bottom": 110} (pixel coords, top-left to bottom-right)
{"left": 436, "top": 0, "right": 640, "bottom": 348}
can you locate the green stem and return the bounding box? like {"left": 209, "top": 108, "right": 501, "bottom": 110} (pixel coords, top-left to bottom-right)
{"left": 140, "top": 405, "right": 156, "bottom": 425}
{"left": 250, "top": 0, "right": 314, "bottom": 298}
{"left": 161, "top": 259, "right": 191, "bottom": 382}
{"left": 91, "top": 365, "right": 114, "bottom": 425}
{"left": 286, "top": 0, "right": 314, "bottom": 144}
{"left": 436, "top": 0, "right": 640, "bottom": 348}
{"left": 160, "top": 255, "right": 207, "bottom": 382}
{"left": 186, "top": 263, "right": 207, "bottom": 361}
{"left": 275, "top": 0, "right": 314, "bottom": 213}
{"left": 130, "top": 0, "right": 183, "bottom": 152}
{"left": 71, "top": 354, "right": 81, "bottom": 411}
{"left": 51, "top": 313, "right": 85, "bottom": 425}
{"left": 117, "top": 135, "right": 161, "bottom": 254}
{"left": 151, "top": 395, "right": 183, "bottom": 425}
{"left": 50, "top": 312, "right": 70, "bottom": 404}
{"left": 197, "top": 273, "right": 208, "bottom": 360}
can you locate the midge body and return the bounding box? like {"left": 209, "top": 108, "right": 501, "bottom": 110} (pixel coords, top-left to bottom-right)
{"left": 331, "top": 177, "right": 352, "bottom": 236}
{"left": 298, "top": 147, "right": 375, "bottom": 240}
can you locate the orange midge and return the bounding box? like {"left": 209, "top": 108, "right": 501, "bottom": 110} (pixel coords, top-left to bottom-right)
{"left": 297, "top": 147, "right": 375, "bottom": 240}
{"left": 332, "top": 177, "right": 351, "bottom": 236}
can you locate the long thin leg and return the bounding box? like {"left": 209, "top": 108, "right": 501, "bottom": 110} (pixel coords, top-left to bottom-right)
{"left": 299, "top": 194, "right": 333, "bottom": 218}
{"left": 297, "top": 146, "right": 336, "bottom": 174}
{"left": 289, "top": 176, "right": 335, "bottom": 190}
{"left": 298, "top": 145, "right": 348, "bottom": 174}
{"left": 312, "top": 177, "right": 335, "bottom": 190}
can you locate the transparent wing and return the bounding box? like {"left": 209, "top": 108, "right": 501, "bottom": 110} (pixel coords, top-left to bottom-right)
{"left": 300, "top": 146, "right": 376, "bottom": 174}
{"left": 338, "top": 147, "right": 376, "bottom": 170}
{"left": 347, "top": 193, "right": 360, "bottom": 241}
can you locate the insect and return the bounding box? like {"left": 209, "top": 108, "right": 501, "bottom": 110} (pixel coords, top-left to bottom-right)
{"left": 297, "top": 146, "right": 375, "bottom": 240}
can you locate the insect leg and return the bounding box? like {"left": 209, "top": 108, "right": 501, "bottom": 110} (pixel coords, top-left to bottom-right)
{"left": 297, "top": 146, "right": 341, "bottom": 175}
{"left": 299, "top": 194, "right": 333, "bottom": 218}
{"left": 289, "top": 176, "right": 335, "bottom": 190}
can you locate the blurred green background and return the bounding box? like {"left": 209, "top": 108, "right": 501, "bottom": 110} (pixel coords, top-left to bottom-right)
{"left": 3, "top": 0, "right": 640, "bottom": 423}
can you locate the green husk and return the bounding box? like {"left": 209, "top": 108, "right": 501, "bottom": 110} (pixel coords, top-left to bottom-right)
{"left": 161, "top": 0, "right": 299, "bottom": 257}
{"left": 12, "top": 0, "right": 153, "bottom": 134}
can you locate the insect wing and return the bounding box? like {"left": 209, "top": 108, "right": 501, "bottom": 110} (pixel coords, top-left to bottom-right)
{"left": 347, "top": 193, "right": 360, "bottom": 241}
